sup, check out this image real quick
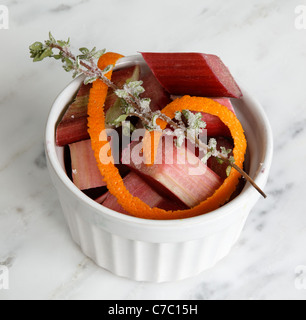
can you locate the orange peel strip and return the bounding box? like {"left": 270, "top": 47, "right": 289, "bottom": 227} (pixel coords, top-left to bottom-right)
{"left": 88, "top": 55, "right": 247, "bottom": 220}
{"left": 87, "top": 52, "right": 124, "bottom": 186}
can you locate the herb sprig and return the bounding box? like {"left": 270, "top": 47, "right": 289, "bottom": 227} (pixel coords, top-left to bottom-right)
{"left": 29, "top": 33, "right": 267, "bottom": 198}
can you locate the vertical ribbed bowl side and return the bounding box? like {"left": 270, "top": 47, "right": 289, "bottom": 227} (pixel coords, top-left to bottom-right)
{"left": 59, "top": 199, "right": 248, "bottom": 282}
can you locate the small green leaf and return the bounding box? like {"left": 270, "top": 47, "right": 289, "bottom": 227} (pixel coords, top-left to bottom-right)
{"left": 201, "top": 151, "right": 212, "bottom": 164}
{"left": 126, "top": 65, "right": 140, "bottom": 84}
{"left": 112, "top": 114, "right": 129, "bottom": 127}
{"left": 102, "top": 64, "right": 114, "bottom": 74}
{"left": 93, "top": 49, "right": 106, "bottom": 59}
{"left": 229, "top": 156, "right": 235, "bottom": 164}
{"left": 57, "top": 39, "right": 70, "bottom": 47}
{"left": 140, "top": 98, "right": 151, "bottom": 113}
{"left": 220, "top": 146, "right": 232, "bottom": 157}
{"left": 79, "top": 47, "right": 89, "bottom": 54}
{"left": 65, "top": 57, "right": 73, "bottom": 66}
{"left": 90, "top": 47, "right": 97, "bottom": 54}
{"left": 72, "top": 71, "right": 80, "bottom": 79}
{"left": 226, "top": 166, "right": 232, "bottom": 177}
{"left": 208, "top": 138, "right": 217, "bottom": 151}
{"left": 126, "top": 81, "right": 145, "bottom": 98}
{"left": 128, "top": 80, "right": 143, "bottom": 88}
{"left": 75, "top": 56, "right": 80, "bottom": 69}
{"left": 175, "top": 111, "right": 182, "bottom": 121}
{"left": 216, "top": 157, "right": 224, "bottom": 164}
{"left": 105, "top": 98, "right": 127, "bottom": 128}
{"left": 77, "top": 54, "right": 88, "bottom": 60}
{"left": 33, "top": 56, "right": 43, "bottom": 62}
{"left": 182, "top": 110, "right": 190, "bottom": 120}
{"left": 29, "top": 42, "right": 43, "bottom": 52}
{"left": 48, "top": 32, "right": 56, "bottom": 43}
{"left": 84, "top": 76, "right": 98, "bottom": 85}
{"left": 144, "top": 124, "right": 154, "bottom": 132}
{"left": 33, "top": 48, "right": 53, "bottom": 62}
{"left": 53, "top": 54, "right": 62, "bottom": 60}
{"left": 41, "top": 48, "right": 53, "bottom": 58}
{"left": 62, "top": 57, "right": 74, "bottom": 71}
{"left": 115, "top": 89, "right": 129, "bottom": 99}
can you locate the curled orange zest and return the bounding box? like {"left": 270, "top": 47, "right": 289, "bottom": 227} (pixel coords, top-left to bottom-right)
{"left": 87, "top": 56, "right": 247, "bottom": 220}
{"left": 87, "top": 52, "right": 124, "bottom": 184}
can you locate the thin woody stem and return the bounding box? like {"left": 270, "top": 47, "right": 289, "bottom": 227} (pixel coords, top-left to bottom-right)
{"left": 231, "top": 163, "right": 267, "bottom": 198}
{"left": 129, "top": 112, "right": 151, "bottom": 126}
{"left": 50, "top": 44, "right": 118, "bottom": 91}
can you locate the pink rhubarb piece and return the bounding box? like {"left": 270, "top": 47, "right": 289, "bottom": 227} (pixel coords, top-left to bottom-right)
{"left": 69, "top": 139, "right": 106, "bottom": 190}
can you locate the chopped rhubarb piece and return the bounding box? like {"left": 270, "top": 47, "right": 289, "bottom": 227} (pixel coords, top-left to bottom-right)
{"left": 112, "top": 65, "right": 140, "bottom": 89}
{"left": 141, "top": 52, "right": 242, "bottom": 98}
{"left": 102, "top": 172, "right": 187, "bottom": 214}
{"left": 207, "top": 137, "right": 234, "bottom": 180}
{"left": 122, "top": 136, "right": 222, "bottom": 208}
{"left": 56, "top": 83, "right": 91, "bottom": 146}
{"left": 139, "top": 71, "right": 172, "bottom": 112}
{"left": 56, "top": 66, "right": 140, "bottom": 146}
{"left": 69, "top": 139, "right": 106, "bottom": 190}
{"left": 203, "top": 98, "right": 236, "bottom": 137}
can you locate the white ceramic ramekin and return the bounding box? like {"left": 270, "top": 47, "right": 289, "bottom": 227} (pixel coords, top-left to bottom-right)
{"left": 45, "top": 55, "right": 273, "bottom": 282}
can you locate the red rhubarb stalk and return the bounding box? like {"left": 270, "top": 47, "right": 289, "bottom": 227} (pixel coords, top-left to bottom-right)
{"left": 141, "top": 52, "right": 242, "bottom": 98}
{"left": 56, "top": 83, "right": 91, "bottom": 146}
{"left": 139, "top": 71, "right": 172, "bottom": 112}
{"left": 203, "top": 98, "right": 236, "bottom": 137}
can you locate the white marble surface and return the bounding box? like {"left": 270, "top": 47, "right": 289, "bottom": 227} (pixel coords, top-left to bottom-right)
{"left": 1, "top": 0, "right": 306, "bottom": 300}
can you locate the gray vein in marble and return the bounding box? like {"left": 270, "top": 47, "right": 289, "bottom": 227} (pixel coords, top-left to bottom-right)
{"left": 34, "top": 148, "right": 47, "bottom": 170}
{"left": 199, "top": 8, "right": 209, "bottom": 16}
{"left": 268, "top": 183, "right": 294, "bottom": 200}
{"left": 192, "top": 281, "right": 231, "bottom": 300}
{"left": 49, "top": 258, "right": 94, "bottom": 300}
{"left": 237, "top": 0, "right": 282, "bottom": 27}
{"left": 50, "top": 4, "right": 72, "bottom": 13}
{"left": 0, "top": 256, "right": 15, "bottom": 268}
{"left": 273, "top": 119, "right": 306, "bottom": 153}
{"left": 256, "top": 223, "right": 264, "bottom": 232}
{"left": 0, "top": 141, "right": 36, "bottom": 173}
{"left": 291, "top": 120, "right": 306, "bottom": 139}
{"left": 49, "top": 0, "right": 91, "bottom": 15}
